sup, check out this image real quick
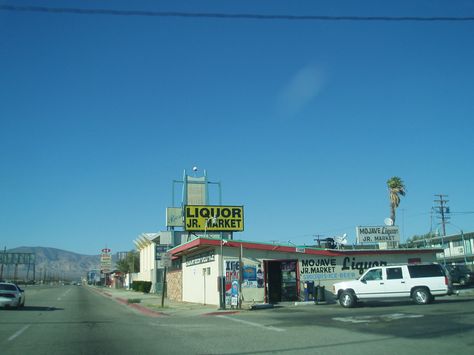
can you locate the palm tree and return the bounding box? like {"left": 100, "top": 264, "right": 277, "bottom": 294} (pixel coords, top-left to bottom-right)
{"left": 387, "top": 176, "right": 406, "bottom": 225}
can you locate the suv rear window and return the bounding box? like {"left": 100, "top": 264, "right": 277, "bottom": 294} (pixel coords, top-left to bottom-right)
{"left": 408, "top": 264, "right": 444, "bottom": 278}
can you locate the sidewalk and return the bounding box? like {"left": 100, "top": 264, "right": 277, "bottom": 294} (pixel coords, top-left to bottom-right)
{"left": 89, "top": 285, "right": 244, "bottom": 317}
{"left": 90, "top": 285, "right": 474, "bottom": 317}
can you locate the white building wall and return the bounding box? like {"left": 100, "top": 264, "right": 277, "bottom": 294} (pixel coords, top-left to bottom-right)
{"left": 137, "top": 242, "right": 156, "bottom": 283}
{"left": 182, "top": 256, "right": 219, "bottom": 305}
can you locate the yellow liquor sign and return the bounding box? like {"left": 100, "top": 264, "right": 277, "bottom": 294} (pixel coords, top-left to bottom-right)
{"left": 184, "top": 205, "right": 244, "bottom": 232}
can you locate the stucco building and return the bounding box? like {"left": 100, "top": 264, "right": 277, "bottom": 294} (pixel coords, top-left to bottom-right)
{"left": 166, "top": 236, "right": 441, "bottom": 307}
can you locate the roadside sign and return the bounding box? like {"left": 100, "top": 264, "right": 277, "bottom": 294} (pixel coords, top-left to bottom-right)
{"left": 156, "top": 245, "right": 169, "bottom": 254}
{"left": 356, "top": 226, "right": 400, "bottom": 243}
{"left": 100, "top": 248, "right": 112, "bottom": 273}
{"left": 161, "top": 253, "right": 172, "bottom": 267}
{"left": 184, "top": 205, "right": 244, "bottom": 232}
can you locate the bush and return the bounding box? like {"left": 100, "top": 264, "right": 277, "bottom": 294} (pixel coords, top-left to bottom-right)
{"left": 127, "top": 298, "right": 141, "bottom": 304}
{"left": 142, "top": 281, "right": 152, "bottom": 293}
{"left": 131, "top": 281, "right": 139, "bottom": 292}
{"left": 131, "top": 281, "right": 152, "bottom": 294}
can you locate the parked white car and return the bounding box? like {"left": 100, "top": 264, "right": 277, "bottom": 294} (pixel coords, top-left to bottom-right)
{"left": 333, "top": 263, "right": 451, "bottom": 308}
{"left": 0, "top": 282, "right": 25, "bottom": 309}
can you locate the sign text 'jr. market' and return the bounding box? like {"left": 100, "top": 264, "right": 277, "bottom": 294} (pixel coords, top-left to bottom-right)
{"left": 184, "top": 205, "right": 244, "bottom": 232}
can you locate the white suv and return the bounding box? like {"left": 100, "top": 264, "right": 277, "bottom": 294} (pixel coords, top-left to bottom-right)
{"left": 333, "top": 263, "right": 451, "bottom": 308}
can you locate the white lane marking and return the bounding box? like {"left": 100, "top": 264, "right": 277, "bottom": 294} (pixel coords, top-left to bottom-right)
{"left": 333, "top": 313, "right": 424, "bottom": 324}
{"left": 149, "top": 322, "right": 216, "bottom": 329}
{"left": 217, "top": 315, "right": 285, "bottom": 332}
{"left": 8, "top": 324, "right": 31, "bottom": 341}
{"left": 333, "top": 316, "right": 376, "bottom": 324}
{"left": 384, "top": 313, "right": 424, "bottom": 320}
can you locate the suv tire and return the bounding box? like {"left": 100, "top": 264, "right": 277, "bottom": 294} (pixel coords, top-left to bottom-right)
{"left": 339, "top": 290, "right": 356, "bottom": 308}
{"left": 412, "top": 287, "right": 432, "bottom": 305}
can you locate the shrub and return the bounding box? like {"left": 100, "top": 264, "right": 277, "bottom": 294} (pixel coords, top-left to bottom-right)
{"left": 131, "top": 281, "right": 152, "bottom": 293}
{"left": 127, "top": 298, "right": 141, "bottom": 304}
{"left": 142, "top": 281, "right": 152, "bottom": 293}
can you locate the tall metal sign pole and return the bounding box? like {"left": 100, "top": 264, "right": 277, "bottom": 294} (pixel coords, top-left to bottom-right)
{"left": 161, "top": 252, "right": 171, "bottom": 308}
{"left": 238, "top": 243, "right": 243, "bottom": 309}
{"left": 219, "top": 235, "right": 226, "bottom": 310}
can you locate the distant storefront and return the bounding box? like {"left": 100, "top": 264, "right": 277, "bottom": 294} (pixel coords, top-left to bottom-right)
{"left": 409, "top": 231, "right": 474, "bottom": 265}
{"left": 168, "top": 237, "right": 441, "bottom": 306}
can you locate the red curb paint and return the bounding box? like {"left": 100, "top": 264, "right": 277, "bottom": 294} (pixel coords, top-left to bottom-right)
{"left": 129, "top": 303, "right": 167, "bottom": 317}
{"left": 116, "top": 297, "right": 128, "bottom": 305}
{"left": 202, "top": 311, "right": 240, "bottom": 316}
{"left": 91, "top": 288, "right": 167, "bottom": 317}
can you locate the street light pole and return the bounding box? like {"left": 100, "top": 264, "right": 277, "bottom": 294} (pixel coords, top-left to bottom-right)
{"left": 460, "top": 230, "right": 468, "bottom": 264}
{"left": 450, "top": 222, "right": 468, "bottom": 264}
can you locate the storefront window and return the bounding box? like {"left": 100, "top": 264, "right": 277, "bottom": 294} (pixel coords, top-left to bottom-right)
{"left": 281, "top": 261, "right": 297, "bottom": 302}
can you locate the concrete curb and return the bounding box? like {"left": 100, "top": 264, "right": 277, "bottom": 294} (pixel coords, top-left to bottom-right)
{"left": 90, "top": 286, "right": 242, "bottom": 317}
{"left": 115, "top": 297, "right": 168, "bottom": 317}
{"left": 90, "top": 287, "right": 167, "bottom": 317}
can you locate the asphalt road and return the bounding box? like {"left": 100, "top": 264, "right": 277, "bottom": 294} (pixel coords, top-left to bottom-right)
{"left": 0, "top": 285, "right": 198, "bottom": 354}
{"left": 1, "top": 285, "right": 474, "bottom": 354}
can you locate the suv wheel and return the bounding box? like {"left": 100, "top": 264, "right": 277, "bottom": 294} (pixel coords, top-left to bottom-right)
{"left": 412, "top": 288, "right": 432, "bottom": 305}
{"left": 339, "top": 290, "right": 356, "bottom": 308}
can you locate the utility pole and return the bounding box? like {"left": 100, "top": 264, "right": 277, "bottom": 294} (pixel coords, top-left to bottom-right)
{"left": 313, "top": 235, "right": 324, "bottom": 248}
{"left": 434, "top": 194, "right": 450, "bottom": 236}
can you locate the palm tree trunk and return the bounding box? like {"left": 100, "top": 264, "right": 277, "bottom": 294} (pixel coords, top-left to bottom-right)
{"left": 390, "top": 205, "right": 396, "bottom": 225}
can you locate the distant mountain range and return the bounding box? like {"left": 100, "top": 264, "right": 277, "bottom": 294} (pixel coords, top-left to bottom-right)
{"left": 2, "top": 247, "right": 109, "bottom": 281}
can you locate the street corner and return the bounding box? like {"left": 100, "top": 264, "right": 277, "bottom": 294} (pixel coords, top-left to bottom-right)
{"left": 111, "top": 295, "right": 169, "bottom": 317}
{"left": 109, "top": 292, "right": 169, "bottom": 317}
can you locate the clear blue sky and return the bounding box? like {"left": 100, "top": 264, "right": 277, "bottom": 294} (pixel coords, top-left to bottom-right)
{"left": 1, "top": 0, "right": 473, "bottom": 255}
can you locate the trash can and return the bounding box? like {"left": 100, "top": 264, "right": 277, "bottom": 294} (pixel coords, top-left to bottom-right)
{"left": 304, "top": 281, "right": 314, "bottom": 301}
{"left": 315, "top": 285, "right": 325, "bottom": 303}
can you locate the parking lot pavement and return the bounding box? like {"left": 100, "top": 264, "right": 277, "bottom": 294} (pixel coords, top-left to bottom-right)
{"left": 454, "top": 285, "right": 474, "bottom": 296}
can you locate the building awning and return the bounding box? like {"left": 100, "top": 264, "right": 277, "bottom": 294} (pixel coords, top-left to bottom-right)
{"left": 168, "top": 237, "right": 443, "bottom": 258}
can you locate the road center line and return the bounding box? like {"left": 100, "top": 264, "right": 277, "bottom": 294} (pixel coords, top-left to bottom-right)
{"left": 8, "top": 324, "right": 31, "bottom": 342}
{"left": 216, "top": 315, "right": 285, "bottom": 332}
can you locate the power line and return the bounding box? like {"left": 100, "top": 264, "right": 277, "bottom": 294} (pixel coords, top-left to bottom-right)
{"left": 1, "top": 5, "right": 474, "bottom": 22}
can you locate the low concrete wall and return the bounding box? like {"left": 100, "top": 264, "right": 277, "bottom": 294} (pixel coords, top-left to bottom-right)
{"left": 167, "top": 270, "right": 182, "bottom": 302}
